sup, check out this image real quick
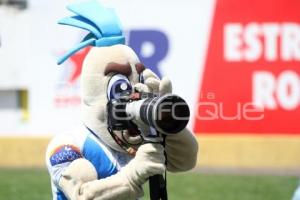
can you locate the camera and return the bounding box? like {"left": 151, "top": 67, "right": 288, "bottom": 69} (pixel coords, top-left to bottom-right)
{"left": 107, "top": 92, "right": 190, "bottom": 135}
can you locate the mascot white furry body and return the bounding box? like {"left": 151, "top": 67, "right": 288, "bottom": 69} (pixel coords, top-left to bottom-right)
{"left": 46, "top": 1, "right": 198, "bottom": 199}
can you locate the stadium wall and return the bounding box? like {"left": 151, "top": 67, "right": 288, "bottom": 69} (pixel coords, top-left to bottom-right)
{"left": 1, "top": 136, "right": 300, "bottom": 171}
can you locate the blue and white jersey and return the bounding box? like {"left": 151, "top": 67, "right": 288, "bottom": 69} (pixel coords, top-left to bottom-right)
{"left": 46, "top": 127, "right": 133, "bottom": 200}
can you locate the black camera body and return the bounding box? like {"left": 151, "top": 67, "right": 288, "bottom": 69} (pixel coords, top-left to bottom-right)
{"left": 107, "top": 92, "right": 190, "bottom": 135}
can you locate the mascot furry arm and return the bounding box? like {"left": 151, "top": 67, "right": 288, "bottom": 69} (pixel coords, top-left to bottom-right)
{"left": 46, "top": 1, "right": 198, "bottom": 200}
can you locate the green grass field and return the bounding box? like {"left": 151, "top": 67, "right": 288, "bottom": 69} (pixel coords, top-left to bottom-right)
{"left": 0, "top": 169, "right": 298, "bottom": 200}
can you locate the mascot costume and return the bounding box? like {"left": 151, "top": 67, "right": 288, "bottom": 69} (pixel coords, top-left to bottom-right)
{"left": 46, "top": 1, "right": 198, "bottom": 199}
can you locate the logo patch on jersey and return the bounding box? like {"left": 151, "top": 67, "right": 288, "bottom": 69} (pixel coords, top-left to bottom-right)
{"left": 50, "top": 145, "right": 82, "bottom": 166}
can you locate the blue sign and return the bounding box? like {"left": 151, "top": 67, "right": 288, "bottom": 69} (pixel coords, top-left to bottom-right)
{"left": 128, "top": 30, "right": 169, "bottom": 78}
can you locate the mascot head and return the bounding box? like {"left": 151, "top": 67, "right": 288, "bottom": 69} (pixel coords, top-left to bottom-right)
{"left": 58, "top": 0, "right": 149, "bottom": 154}
{"left": 81, "top": 45, "right": 146, "bottom": 154}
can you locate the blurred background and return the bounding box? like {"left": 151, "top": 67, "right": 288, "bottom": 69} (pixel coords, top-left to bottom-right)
{"left": 0, "top": 0, "right": 300, "bottom": 199}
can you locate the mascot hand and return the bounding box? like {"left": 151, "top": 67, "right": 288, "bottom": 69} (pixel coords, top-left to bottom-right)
{"left": 134, "top": 70, "right": 199, "bottom": 172}
{"left": 72, "top": 143, "right": 165, "bottom": 200}
{"left": 126, "top": 143, "right": 166, "bottom": 183}
{"left": 135, "top": 69, "right": 172, "bottom": 95}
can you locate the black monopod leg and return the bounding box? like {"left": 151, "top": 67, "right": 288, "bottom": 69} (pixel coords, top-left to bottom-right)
{"left": 149, "top": 174, "right": 168, "bottom": 200}
{"left": 149, "top": 134, "right": 168, "bottom": 200}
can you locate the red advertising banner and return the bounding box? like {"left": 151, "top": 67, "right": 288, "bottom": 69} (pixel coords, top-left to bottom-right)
{"left": 194, "top": 0, "right": 300, "bottom": 134}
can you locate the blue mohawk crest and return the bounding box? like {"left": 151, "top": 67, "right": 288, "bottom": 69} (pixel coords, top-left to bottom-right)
{"left": 57, "top": 0, "right": 125, "bottom": 65}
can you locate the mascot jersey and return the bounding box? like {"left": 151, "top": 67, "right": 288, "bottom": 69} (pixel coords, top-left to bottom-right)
{"left": 45, "top": 126, "right": 133, "bottom": 200}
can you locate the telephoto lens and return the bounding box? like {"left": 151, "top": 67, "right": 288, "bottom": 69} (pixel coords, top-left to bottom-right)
{"left": 125, "top": 94, "right": 190, "bottom": 134}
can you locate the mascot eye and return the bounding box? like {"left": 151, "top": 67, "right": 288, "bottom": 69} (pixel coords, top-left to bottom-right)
{"left": 107, "top": 74, "right": 132, "bottom": 100}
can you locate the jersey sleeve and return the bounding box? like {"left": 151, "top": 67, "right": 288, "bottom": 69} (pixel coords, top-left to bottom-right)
{"left": 45, "top": 134, "right": 85, "bottom": 187}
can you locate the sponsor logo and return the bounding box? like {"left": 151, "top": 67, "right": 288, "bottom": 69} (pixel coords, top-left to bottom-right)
{"left": 50, "top": 145, "right": 82, "bottom": 166}
{"left": 194, "top": 0, "right": 300, "bottom": 134}
{"left": 54, "top": 46, "right": 90, "bottom": 108}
